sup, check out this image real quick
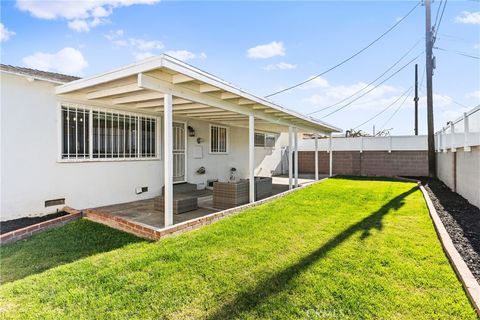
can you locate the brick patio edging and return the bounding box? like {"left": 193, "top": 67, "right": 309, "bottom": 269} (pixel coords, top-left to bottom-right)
{"left": 0, "top": 207, "right": 82, "bottom": 245}
{"left": 396, "top": 176, "right": 480, "bottom": 316}
{"left": 85, "top": 177, "right": 330, "bottom": 242}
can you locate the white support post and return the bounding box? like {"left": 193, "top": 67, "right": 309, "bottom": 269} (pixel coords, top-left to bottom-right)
{"left": 438, "top": 131, "right": 442, "bottom": 152}
{"left": 164, "top": 93, "right": 173, "bottom": 227}
{"left": 88, "top": 108, "right": 93, "bottom": 159}
{"left": 329, "top": 133, "right": 333, "bottom": 177}
{"left": 249, "top": 114, "right": 255, "bottom": 203}
{"left": 463, "top": 112, "right": 471, "bottom": 152}
{"left": 314, "top": 134, "right": 319, "bottom": 181}
{"left": 294, "top": 127, "right": 299, "bottom": 188}
{"left": 451, "top": 122, "right": 456, "bottom": 152}
{"left": 288, "top": 127, "right": 293, "bottom": 190}
{"left": 442, "top": 127, "right": 447, "bottom": 153}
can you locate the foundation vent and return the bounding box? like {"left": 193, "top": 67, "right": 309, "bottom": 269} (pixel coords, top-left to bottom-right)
{"left": 45, "top": 198, "right": 65, "bottom": 207}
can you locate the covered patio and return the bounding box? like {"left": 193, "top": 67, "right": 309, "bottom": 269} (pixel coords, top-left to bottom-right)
{"left": 55, "top": 55, "right": 340, "bottom": 231}
{"left": 89, "top": 174, "right": 325, "bottom": 230}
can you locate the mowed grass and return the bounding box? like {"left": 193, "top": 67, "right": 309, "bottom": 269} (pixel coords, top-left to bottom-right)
{"left": 0, "top": 177, "right": 475, "bottom": 319}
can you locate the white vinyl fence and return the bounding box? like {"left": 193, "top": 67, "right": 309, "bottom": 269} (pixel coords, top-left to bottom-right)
{"left": 435, "top": 105, "right": 480, "bottom": 152}
{"left": 435, "top": 105, "right": 480, "bottom": 208}
{"left": 298, "top": 135, "right": 427, "bottom": 151}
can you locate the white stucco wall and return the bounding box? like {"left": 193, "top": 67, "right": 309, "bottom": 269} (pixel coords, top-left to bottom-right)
{"left": 1, "top": 73, "right": 286, "bottom": 221}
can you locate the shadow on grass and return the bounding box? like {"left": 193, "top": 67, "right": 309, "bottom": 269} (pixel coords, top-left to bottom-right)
{"left": 208, "top": 186, "right": 418, "bottom": 319}
{"left": 0, "top": 219, "right": 144, "bottom": 284}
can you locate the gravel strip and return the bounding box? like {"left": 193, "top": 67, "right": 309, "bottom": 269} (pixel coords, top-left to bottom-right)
{"left": 418, "top": 178, "right": 480, "bottom": 283}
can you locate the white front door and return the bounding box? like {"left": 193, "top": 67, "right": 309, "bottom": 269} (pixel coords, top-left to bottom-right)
{"left": 173, "top": 121, "right": 187, "bottom": 183}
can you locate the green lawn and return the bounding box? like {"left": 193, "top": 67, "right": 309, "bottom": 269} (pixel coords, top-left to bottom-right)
{"left": 0, "top": 177, "right": 475, "bottom": 319}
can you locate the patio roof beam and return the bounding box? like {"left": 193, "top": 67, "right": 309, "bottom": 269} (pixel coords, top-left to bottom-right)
{"left": 86, "top": 83, "right": 143, "bottom": 100}
{"left": 112, "top": 91, "right": 164, "bottom": 104}
{"left": 238, "top": 98, "right": 255, "bottom": 105}
{"left": 133, "top": 98, "right": 193, "bottom": 109}
{"left": 199, "top": 84, "right": 221, "bottom": 93}
{"left": 173, "top": 108, "right": 225, "bottom": 115}
{"left": 137, "top": 73, "right": 322, "bottom": 132}
{"left": 220, "top": 92, "right": 239, "bottom": 100}
{"left": 193, "top": 113, "right": 245, "bottom": 118}
{"left": 172, "top": 73, "right": 195, "bottom": 84}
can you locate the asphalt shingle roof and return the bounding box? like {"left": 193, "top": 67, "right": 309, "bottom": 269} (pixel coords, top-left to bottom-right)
{"left": 0, "top": 64, "right": 80, "bottom": 83}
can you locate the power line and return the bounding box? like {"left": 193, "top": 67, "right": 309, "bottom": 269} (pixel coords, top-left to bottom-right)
{"left": 307, "top": 38, "right": 422, "bottom": 115}
{"left": 319, "top": 52, "right": 422, "bottom": 119}
{"left": 434, "top": 46, "right": 480, "bottom": 60}
{"left": 265, "top": 1, "right": 421, "bottom": 97}
{"left": 353, "top": 86, "right": 413, "bottom": 130}
{"left": 433, "top": 0, "right": 443, "bottom": 29}
{"left": 433, "top": 0, "right": 448, "bottom": 42}
{"left": 379, "top": 87, "right": 414, "bottom": 130}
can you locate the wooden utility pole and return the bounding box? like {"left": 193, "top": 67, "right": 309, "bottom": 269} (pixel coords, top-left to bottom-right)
{"left": 425, "top": 0, "right": 436, "bottom": 177}
{"left": 414, "top": 64, "right": 419, "bottom": 135}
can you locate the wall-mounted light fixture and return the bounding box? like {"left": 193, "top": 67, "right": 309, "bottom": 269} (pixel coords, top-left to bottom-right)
{"left": 188, "top": 126, "right": 196, "bottom": 137}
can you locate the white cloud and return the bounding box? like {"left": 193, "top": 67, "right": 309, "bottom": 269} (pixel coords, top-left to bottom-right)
{"left": 455, "top": 11, "right": 480, "bottom": 25}
{"left": 467, "top": 90, "right": 480, "bottom": 99}
{"left": 0, "top": 23, "right": 15, "bottom": 42}
{"left": 264, "top": 62, "right": 296, "bottom": 71}
{"left": 68, "top": 19, "right": 91, "bottom": 32}
{"left": 301, "top": 76, "right": 330, "bottom": 89}
{"left": 105, "top": 29, "right": 124, "bottom": 40}
{"left": 247, "top": 41, "right": 285, "bottom": 59}
{"left": 105, "top": 29, "right": 165, "bottom": 60}
{"left": 130, "top": 38, "right": 164, "bottom": 51}
{"left": 304, "top": 81, "right": 402, "bottom": 111}
{"left": 16, "top": 0, "right": 160, "bottom": 32}
{"left": 165, "top": 50, "right": 207, "bottom": 61}
{"left": 104, "top": 29, "right": 206, "bottom": 62}
{"left": 22, "top": 47, "right": 88, "bottom": 75}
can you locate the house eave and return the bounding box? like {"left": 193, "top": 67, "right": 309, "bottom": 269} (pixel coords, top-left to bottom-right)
{"left": 55, "top": 54, "right": 342, "bottom": 134}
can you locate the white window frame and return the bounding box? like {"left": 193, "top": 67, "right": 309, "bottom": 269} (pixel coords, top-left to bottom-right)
{"left": 57, "top": 102, "right": 161, "bottom": 163}
{"left": 209, "top": 124, "right": 229, "bottom": 154}
{"left": 254, "top": 131, "right": 276, "bottom": 148}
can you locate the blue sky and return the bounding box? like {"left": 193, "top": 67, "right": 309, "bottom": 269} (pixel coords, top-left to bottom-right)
{"left": 1, "top": 0, "right": 479, "bottom": 135}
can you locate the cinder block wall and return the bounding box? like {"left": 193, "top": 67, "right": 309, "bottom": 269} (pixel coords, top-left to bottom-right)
{"left": 298, "top": 151, "right": 428, "bottom": 176}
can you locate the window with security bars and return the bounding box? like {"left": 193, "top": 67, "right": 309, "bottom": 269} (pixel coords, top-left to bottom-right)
{"left": 254, "top": 132, "right": 276, "bottom": 148}
{"left": 210, "top": 125, "right": 228, "bottom": 154}
{"left": 61, "top": 105, "right": 157, "bottom": 160}
{"left": 62, "top": 106, "right": 90, "bottom": 159}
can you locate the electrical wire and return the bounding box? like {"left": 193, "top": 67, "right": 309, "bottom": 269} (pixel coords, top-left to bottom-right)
{"left": 307, "top": 38, "right": 422, "bottom": 115}
{"left": 433, "top": 0, "right": 443, "bottom": 29}
{"left": 353, "top": 86, "right": 413, "bottom": 130}
{"left": 265, "top": 1, "right": 421, "bottom": 97}
{"left": 319, "top": 52, "right": 423, "bottom": 119}
{"left": 434, "top": 46, "right": 480, "bottom": 60}
{"left": 379, "top": 87, "right": 414, "bottom": 130}
{"left": 433, "top": 0, "right": 448, "bottom": 42}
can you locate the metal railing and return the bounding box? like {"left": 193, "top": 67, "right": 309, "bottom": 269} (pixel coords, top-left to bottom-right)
{"left": 435, "top": 105, "right": 480, "bottom": 152}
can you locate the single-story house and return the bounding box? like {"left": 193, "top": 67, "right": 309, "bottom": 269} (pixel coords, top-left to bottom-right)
{"left": 1, "top": 55, "right": 340, "bottom": 227}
